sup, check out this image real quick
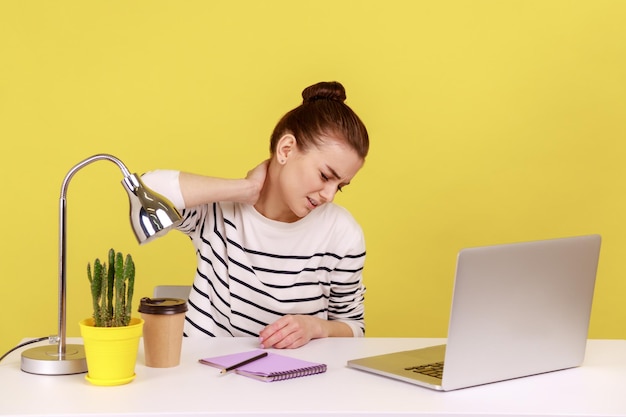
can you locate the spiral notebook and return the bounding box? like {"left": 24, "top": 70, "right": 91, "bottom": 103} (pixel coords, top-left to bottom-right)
{"left": 199, "top": 349, "right": 327, "bottom": 382}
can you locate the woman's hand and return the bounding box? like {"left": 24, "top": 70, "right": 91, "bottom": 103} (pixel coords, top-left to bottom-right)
{"left": 258, "top": 315, "right": 324, "bottom": 349}
{"left": 258, "top": 315, "right": 353, "bottom": 349}
{"left": 243, "top": 160, "right": 268, "bottom": 205}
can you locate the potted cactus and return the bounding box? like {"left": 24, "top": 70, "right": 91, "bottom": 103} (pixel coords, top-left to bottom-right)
{"left": 87, "top": 249, "right": 136, "bottom": 327}
{"left": 79, "top": 249, "right": 144, "bottom": 386}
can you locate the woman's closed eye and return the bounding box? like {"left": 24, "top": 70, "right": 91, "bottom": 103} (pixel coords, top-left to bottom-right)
{"left": 321, "top": 172, "right": 344, "bottom": 192}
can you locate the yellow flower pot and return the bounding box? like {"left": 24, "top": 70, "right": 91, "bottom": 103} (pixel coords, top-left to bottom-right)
{"left": 79, "top": 317, "right": 144, "bottom": 386}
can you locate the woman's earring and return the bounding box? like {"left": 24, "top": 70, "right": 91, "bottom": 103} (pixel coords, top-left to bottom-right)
{"left": 279, "top": 158, "right": 285, "bottom": 164}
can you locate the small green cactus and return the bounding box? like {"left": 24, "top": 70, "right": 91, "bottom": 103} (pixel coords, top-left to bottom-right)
{"left": 87, "top": 249, "right": 135, "bottom": 327}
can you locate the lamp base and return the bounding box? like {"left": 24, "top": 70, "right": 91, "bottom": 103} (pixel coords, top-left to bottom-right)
{"left": 21, "top": 344, "right": 87, "bottom": 375}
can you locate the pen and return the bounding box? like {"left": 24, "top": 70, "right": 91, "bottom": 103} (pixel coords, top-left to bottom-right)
{"left": 220, "top": 352, "right": 268, "bottom": 374}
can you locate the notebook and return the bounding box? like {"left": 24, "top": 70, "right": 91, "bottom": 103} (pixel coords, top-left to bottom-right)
{"left": 200, "top": 349, "right": 327, "bottom": 382}
{"left": 348, "top": 234, "right": 601, "bottom": 391}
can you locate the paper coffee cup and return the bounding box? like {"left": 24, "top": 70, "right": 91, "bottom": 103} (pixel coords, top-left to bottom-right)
{"left": 138, "top": 297, "right": 188, "bottom": 368}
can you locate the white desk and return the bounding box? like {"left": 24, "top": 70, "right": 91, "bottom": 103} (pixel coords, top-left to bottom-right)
{"left": 1, "top": 338, "right": 625, "bottom": 417}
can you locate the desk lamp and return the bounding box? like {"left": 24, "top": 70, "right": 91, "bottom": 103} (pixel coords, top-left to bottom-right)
{"left": 20, "top": 154, "right": 182, "bottom": 375}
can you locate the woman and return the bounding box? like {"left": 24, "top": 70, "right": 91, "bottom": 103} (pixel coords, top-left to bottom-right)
{"left": 142, "top": 81, "right": 370, "bottom": 349}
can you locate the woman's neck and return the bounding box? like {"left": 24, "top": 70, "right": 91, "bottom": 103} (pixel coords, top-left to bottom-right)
{"left": 254, "top": 161, "right": 298, "bottom": 223}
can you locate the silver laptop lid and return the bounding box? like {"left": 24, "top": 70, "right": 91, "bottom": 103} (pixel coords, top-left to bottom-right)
{"left": 441, "top": 234, "right": 601, "bottom": 390}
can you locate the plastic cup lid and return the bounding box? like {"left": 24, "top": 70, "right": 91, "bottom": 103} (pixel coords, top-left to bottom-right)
{"left": 138, "top": 297, "right": 188, "bottom": 315}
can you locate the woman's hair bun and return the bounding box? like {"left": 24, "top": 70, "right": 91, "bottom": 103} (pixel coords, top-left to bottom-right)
{"left": 302, "top": 81, "right": 347, "bottom": 104}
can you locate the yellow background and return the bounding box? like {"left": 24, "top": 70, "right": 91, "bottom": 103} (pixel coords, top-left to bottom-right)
{"left": 1, "top": 1, "right": 624, "bottom": 356}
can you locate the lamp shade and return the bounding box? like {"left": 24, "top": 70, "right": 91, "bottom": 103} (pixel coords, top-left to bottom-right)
{"left": 123, "top": 173, "right": 182, "bottom": 244}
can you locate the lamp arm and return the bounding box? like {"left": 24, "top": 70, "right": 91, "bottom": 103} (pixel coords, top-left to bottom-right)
{"left": 60, "top": 154, "right": 131, "bottom": 197}
{"left": 57, "top": 154, "right": 133, "bottom": 356}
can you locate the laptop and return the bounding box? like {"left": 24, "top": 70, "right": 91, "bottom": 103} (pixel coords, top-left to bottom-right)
{"left": 348, "top": 234, "right": 601, "bottom": 391}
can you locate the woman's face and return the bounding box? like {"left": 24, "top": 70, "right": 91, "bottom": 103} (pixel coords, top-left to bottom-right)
{"left": 276, "top": 135, "right": 363, "bottom": 221}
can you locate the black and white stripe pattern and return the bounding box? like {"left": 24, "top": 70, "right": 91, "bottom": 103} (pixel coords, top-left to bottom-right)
{"left": 178, "top": 201, "right": 366, "bottom": 338}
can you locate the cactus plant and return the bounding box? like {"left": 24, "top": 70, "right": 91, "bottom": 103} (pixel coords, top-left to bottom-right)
{"left": 87, "top": 248, "right": 136, "bottom": 327}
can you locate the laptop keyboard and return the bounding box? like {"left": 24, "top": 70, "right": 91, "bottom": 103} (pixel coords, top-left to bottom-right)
{"left": 405, "top": 362, "right": 444, "bottom": 379}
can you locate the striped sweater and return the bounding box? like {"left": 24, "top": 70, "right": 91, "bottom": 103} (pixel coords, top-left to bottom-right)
{"left": 143, "top": 171, "right": 366, "bottom": 338}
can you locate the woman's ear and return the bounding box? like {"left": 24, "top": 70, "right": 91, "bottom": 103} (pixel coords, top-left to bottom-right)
{"left": 275, "top": 134, "right": 297, "bottom": 164}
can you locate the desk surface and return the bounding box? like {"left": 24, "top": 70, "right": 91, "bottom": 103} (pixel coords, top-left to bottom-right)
{"left": 1, "top": 337, "right": 625, "bottom": 417}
